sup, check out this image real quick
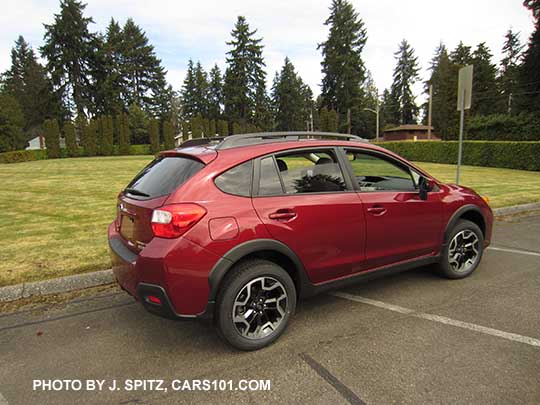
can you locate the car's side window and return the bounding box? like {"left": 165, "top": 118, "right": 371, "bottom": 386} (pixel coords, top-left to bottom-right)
{"left": 214, "top": 160, "right": 253, "bottom": 197}
{"left": 274, "top": 150, "right": 347, "bottom": 194}
{"left": 345, "top": 150, "right": 416, "bottom": 192}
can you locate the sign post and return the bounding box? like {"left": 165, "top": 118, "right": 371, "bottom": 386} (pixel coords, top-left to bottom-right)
{"left": 456, "top": 65, "right": 473, "bottom": 185}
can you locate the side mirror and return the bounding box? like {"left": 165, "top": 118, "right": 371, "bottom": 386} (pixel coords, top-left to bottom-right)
{"left": 418, "top": 176, "right": 434, "bottom": 200}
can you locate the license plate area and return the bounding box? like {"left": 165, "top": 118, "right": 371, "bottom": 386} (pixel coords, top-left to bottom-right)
{"left": 120, "top": 214, "right": 135, "bottom": 241}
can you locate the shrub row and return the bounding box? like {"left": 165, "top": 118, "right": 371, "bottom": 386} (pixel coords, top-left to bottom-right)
{"left": 0, "top": 144, "right": 152, "bottom": 164}
{"left": 466, "top": 113, "right": 540, "bottom": 141}
{"left": 376, "top": 141, "right": 540, "bottom": 171}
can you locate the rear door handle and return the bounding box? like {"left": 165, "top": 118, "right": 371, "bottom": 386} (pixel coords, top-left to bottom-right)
{"left": 367, "top": 205, "right": 387, "bottom": 216}
{"left": 269, "top": 209, "right": 297, "bottom": 221}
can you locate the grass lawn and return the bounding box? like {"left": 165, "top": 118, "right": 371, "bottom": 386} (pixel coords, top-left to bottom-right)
{"left": 0, "top": 156, "right": 539, "bottom": 287}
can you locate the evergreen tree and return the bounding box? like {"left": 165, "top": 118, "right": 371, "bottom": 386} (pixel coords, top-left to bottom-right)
{"left": 223, "top": 16, "right": 267, "bottom": 127}
{"left": 40, "top": 0, "right": 98, "bottom": 118}
{"left": 44, "top": 118, "right": 61, "bottom": 158}
{"left": 97, "top": 19, "right": 126, "bottom": 114}
{"left": 100, "top": 115, "right": 113, "bottom": 156}
{"left": 191, "top": 114, "right": 203, "bottom": 138}
{"left": 500, "top": 29, "right": 524, "bottom": 113}
{"left": 162, "top": 120, "right": 175, "bottom": 149}
{"left": 319, "top": 0, "right": 367, "bottom": 133}
{"left": 84, "top": 118, "right": 98, "bottom": 156}
{"left": 2, "top": 36, "right": 59, "bottom": 133}
{"left": 181, "top": 120, "right": 190, "bottom": 141}
{"left": 209, "top": 119, "right": 216, "bottom": 136}
{"left": 356, "top": 71, "right": 379, "bottom": 138}
{"left": 0, "top": 92, "right": 25, "bottom": 152}
{"left": 217, "top": 119, "right": 228, "bottom": 136}
{"left": 450, "top": 41, "right": 473, "bottom": 66}
{"left": 128, "top": 103, "right": 149, "bottom": 144}
{"left": 379, "top": 89, "right": 397, "bottom": 130}
{"left": 424, "top": 43, "right": 458, "bottom": 139}
{"left": 389, "top": 39, "right": 420, "bottom": 124}
{"left": 63, "top": 120, "right": 78, "bottom": 157}
{"left": 121, "top": 18, "right": 170, "bottom": 114}
{"left": 149, "top": 119, "right": 160, "bottom": 154}
{"left": 471, "top": 43, "right": 501, "bottom": 116}
{"left": 319, "top": 107, "right": 339, "bottom": 132}
{"left": 193, "top": 62, "right": 209, "bottom": 117}
{"left": 181, "top": 59, "right": 197, "bottom": 118}
{"left": 208, "top": 64, "right": 223, "bottom": 119}
{"left": 517, "top": 0, "right": 540, "bottom": 112}
{"left": 117, "top": 112, "right": 130, "bottom": 155}
{"left": 272, "top": 57, "right": 308, "bottom": 131}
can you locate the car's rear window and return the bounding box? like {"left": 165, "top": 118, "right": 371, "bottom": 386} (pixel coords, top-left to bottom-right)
{"left": 125, "top": 156, "right": 204, "bottom": 199}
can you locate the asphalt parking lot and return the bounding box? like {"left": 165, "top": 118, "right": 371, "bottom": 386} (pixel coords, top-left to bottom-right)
{"left": 1, "top": 214, "right": 539, "bottom": 404}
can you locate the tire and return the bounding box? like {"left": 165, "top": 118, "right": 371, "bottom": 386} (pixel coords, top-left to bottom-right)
{"left": 438, "top": 219, "right": 484, "bottom": 279}
{"left": 215, "top": 259, "right": 296, "bottom": 351}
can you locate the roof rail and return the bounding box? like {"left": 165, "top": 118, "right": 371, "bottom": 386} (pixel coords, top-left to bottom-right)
{"left": 179, "top": 131, "right": 367, "bottom": 150}
{"left": 179, "top": 136, "right": 226, "bottom": 148}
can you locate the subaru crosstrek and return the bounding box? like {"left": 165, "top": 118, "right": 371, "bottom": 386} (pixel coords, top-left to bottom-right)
{"left": 108, "top": 132, "right": 493, "bottom": 350}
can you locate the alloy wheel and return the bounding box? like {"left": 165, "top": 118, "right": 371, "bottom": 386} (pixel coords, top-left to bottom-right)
{"left": 232, "top": 276, "right": 288, "bottom": 340}
{"left": 448, "top": 229, "right": 480, "bottom": 273}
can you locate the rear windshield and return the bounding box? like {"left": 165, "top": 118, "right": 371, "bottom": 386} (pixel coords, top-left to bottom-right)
{"left": 125, "top": 156, "right": 204, "bottom": 199}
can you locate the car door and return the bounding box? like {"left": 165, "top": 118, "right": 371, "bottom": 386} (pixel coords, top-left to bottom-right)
{"left": 343, "top": 148, "right": 442, "bottom": 270}
{"left": 251, "top": 148, "right": 366, "bottom": 284}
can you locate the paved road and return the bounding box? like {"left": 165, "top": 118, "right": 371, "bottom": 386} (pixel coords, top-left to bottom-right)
{"left": 1, "top": 215, "right": 539, "bottom": 404}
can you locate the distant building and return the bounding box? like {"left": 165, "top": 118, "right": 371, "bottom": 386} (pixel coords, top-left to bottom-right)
{"left": 26, "top": 135, "right": 45, "bottom": 150}
{"left": 26, "top": 135, "right": 66, "bottom": 150}
{"left": 382, "top": 124, "right": 440, "bottom": 142}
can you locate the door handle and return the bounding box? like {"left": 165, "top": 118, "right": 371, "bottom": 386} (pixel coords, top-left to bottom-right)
{"left": 269, "top": 209, "right": 297, "bottom": 221}
{"left": 367, "top": 205, "right": 387, "bottom": 216}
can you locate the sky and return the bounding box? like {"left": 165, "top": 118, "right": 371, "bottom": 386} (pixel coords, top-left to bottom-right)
{"left": 0, "top": 0, "right": 535, "bottom": 107}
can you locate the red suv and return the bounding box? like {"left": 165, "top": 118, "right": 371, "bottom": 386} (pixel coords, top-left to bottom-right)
{"left": 109, "top": 132, "right": 493, "bottom": 350}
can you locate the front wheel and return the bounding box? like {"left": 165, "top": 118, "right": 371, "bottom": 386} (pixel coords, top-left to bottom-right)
{"left": 438, "top": 219, "right": 484, "bottom": 279}
{"left": 215, "top": 259, "right": 296, "bottom": 351}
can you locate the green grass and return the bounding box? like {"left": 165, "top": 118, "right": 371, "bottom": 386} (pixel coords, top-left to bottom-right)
{"left": 0, "top": 156, "right": 539, "bottom": 287}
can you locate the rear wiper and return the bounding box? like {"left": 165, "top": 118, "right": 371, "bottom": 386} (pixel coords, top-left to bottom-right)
{"left": 124, "top": 188, "right": 150, "bottom": 197}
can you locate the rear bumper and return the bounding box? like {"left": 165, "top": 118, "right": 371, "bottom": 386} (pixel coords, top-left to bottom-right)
{"left": 108, "top": 222, "right": 215, "bottom": 320}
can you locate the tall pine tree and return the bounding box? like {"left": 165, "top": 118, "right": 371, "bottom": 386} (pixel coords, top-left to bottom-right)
{"left": 389, "top": 39, "right": 420, "bottom": 124}
{"left": 41, "top": 0, "right": 98, "bottom": 118}
{"left": 471, "top": 43, "right": 501, "bottom": 116}
{"left": 272, "top": 57, "right": 311, "bottom": 131}
{"left": 319, "top": 0, "right": 367, "bottom": 133}
{"left": 2, "top": 36, "right": 59, "bottom": 133}
{"left": 208, "top": 64, "right": 223, "bottom": 120}
{"left": 500, "top": 29, "right": 524, "bottom": 113}
{"left": 223, "top": 16, "right": 267, "bottom": 129}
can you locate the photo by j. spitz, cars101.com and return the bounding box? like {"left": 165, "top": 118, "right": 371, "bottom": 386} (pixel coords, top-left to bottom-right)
{"left": 108, "top": 132, "right": 493, "bottom": 351}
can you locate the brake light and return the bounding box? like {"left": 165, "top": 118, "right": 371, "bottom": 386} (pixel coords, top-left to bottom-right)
{"left": 151, "top": 203, "right": 207, "bottom": 238}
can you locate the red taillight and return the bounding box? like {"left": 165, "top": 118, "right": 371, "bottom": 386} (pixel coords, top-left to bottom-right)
{"left": 151, "top": 203, "right": 207, "bottom": 238}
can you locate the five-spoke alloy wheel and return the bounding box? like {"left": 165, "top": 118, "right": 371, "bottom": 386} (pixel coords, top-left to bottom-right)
{"left": 216, "top": 259, "right": 296, "bottom": 351}
{"left": 439, "top": 219, "right": 484, "bottom": 279}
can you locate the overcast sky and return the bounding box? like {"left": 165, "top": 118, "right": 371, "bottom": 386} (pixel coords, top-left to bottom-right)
{"left": 0, "top": 0, "right": 535, "bottom": 106}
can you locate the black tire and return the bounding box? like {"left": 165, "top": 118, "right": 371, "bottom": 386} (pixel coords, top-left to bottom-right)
{"left": 215, "top": 259, "right": 296, "bottom": 351}
{"left": 438, "top": 219, "right": 484, "bottom": 279}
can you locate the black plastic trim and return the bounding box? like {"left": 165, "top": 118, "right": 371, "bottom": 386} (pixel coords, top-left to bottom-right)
{"left": 298, "top": 255, "right": 440, "bottom": 297}
{"left": 207, "top": 239, "right": 306, "bottom": 301}
{"left": 137, "top": 283, "right": 214, "bottom": 320}
{"left": 109, "top": 236, "right": 138, "bottom": 263}
{"left": 443, "top": 204, "right": 485, "bottom": 243}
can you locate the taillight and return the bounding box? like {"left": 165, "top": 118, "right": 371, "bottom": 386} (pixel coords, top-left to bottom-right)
{"left": 151, "top": 203, "right": 207, "bottom": 238}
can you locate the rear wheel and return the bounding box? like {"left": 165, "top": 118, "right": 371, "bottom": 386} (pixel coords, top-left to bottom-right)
{"left": 215, "top": 259, "right": 296, "bottom": 351}
{"left": 438, "top": 219, "right": 484, "bottom": 279}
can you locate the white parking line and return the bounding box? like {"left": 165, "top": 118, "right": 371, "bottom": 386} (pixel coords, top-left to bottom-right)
{"left": 488, "top": 246, "right": 540, "bottom": 258}
{"left": 0, "top": 391, "right": 8, "bottom": 405}
{"left": 332, "top": 292, "right": 540, "bottom": 348}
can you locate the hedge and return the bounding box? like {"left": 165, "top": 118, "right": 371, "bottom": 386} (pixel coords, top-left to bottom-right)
{"left": 466, "top": 113, "right": 540, "bottom": 141}
{"left": 376, "top": 141, "right": 540, "bottom": 171}
{"left": 0, "top": 144, "right": 153, "bottom": 164}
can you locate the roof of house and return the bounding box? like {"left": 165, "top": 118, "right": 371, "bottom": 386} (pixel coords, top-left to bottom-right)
{"left": 384, "top": 124, "right": 434, "bottom": 133}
